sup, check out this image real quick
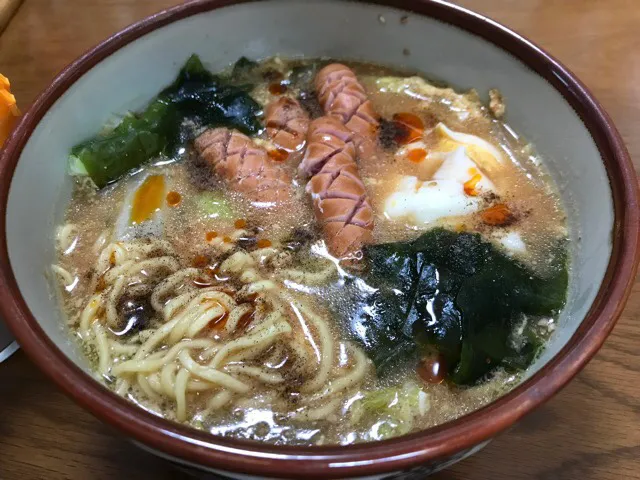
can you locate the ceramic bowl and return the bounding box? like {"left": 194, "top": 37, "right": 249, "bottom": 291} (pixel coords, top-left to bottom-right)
{"left": 1, "top": 1, "right": 638, "bottom": 478}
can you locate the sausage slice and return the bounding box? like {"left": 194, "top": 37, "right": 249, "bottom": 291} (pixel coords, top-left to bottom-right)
{"left": 300, "top": 117, "right": 374, "bottom": 258}
{"left": 195, "top": 128, "right": 291, "bottom": 205}
{"left": 265, "top": 96, "right": 310, "bottom": 152}
{"left": 315, "top": 63, "right": 379, "bottom": 157}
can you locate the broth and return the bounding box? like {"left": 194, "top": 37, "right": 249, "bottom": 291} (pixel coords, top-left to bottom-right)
{"left": 52, "top": 57, "right": 568, "bottom": 445}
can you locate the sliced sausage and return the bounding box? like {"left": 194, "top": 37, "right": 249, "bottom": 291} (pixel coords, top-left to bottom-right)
{"left": 195, "top": 128, "right": 291, "bottom": 205}
{"left": 315, "top": 63, "right": 379, "bottom": 157}
{"left": 265, "top": 96, "right": 310, "bottom": 152}
{"left": 300, "top": 117, "right": 374, "bottom": 258}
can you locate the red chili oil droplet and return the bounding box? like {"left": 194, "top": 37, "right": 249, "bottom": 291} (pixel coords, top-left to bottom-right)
{"left": 407, "top": 148, "right": 427, "bottom": 163}
{"left": 166, "top": 191, "right": 181, "bottom": 207}
{"left": 206, "top": 262, "right": 219, "bottom": 276}
{"left": 417, "top": 355, "right": 447, "bottom": 384}
{"left": 463, "top": 173, "right": 483, "bottom": 196}
{"left": 268, "top": 148, "right": 289, "bottom": 162}
{"left": 206, "top": 231, "right": 218, "bottom": 242}
{"left": 480, "top": 203, "right": 514, "bottom": 226}
{"left": 192, "top": 255, "right": 209, "bottom": 268}
{"left": 393, "top": 112, "right": 424, "bottom": 145}
{"left": 256, "top": 239, "right": 272, "bottom": 249}
{"left": 234, "top": 219, "right": 247, "bottom": 229}
{"left": 223, "top": 236, "right": 233, "bottom": 243}
{"left": 268, "top": 82, "right": 288, "bottom": 95}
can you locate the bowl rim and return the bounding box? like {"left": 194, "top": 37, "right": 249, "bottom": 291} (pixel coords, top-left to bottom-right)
{"left": 1, "top": 0, "right": 638, "bottom": 478}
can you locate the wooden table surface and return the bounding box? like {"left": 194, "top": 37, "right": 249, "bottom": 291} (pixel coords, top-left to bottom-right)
{"left": 0, "top": 1, "right": 639, "bottom": 479}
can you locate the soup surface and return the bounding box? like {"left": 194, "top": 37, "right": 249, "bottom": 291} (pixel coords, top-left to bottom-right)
{"left": 53, "top": 56, "right": 568, "bottom": 445}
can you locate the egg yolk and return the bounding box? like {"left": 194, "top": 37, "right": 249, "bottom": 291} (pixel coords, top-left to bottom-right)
{"left": 130, "top": 175, "right": 165, "bottom": 224}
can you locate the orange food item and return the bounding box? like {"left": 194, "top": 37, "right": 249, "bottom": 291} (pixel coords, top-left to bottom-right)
{"left": 195, "top": 128, "right": 292, "bottom": 204}
{"left": 166, "top": 191, "right": 181, "bottom": 207}
{"left": 265, "top": 97, "right": 309, "bottom": 153}
{"left": 463, "top": 173, "right": 482, "bottom": 196}
{"left": 223, "top": 236, "right": 232, "bottom": 243}
{"left": 192, "top": 254, "right": 209, "bottom": 268}
{"left": 256, "top": 238, "right": 272, "bottom": 249}
{"left": 267, "top": 148, "right": 289, "bottom": 162}
{"left": 417, "top": 355, "right": 446, "bottom": 384}
{"left": 392, "top": 112, "right": 424, "bottom": 145}
{"left": 315, "top": 64, "right": 379, "bottom": 159}
{"left": 407, "top": 148, "right": 427, "bottom": 163}
{"left": 205, "top": 231, "right": 218, "bottom": 241}
{"left": 480, "top": 203, "right": 514, "bottom": 226}
{"left": 268, "top": 82, "right": 288, "bottom": 95}
{"left": 234, "top": 219, "right": 247, "bottom": 229}
{"left": 130, "top": 175, "right": 165, "bottom": 224}
{"left": 0, "top": 74, "right": 20, "bottom": 146}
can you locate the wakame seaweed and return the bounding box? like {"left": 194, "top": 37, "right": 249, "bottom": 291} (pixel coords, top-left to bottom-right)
{"left": 348, "top": 228, "right": 568, "bottom": 385}
{"left": 70, "top": 54, "right": 262, "bottom": 188}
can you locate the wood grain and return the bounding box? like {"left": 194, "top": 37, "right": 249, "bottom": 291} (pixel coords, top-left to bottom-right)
{"left": 0, "top": 1, "right": 638, "bottom": 478}
{"left": 0, "top": 0, "right": 22, "bottom": 33}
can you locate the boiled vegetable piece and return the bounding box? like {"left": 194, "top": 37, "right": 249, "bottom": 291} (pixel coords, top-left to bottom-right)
{"left": 70, "top": 55, "right": 262, "bottom": 188}
{"left": 348, "top": 228, "right": 568, "bottom": 385}
{"left": 352, "top": 382, "right": 429, "bottom": 440}
{"left": 195, "top": 191, "right": 235, "bottom": 219}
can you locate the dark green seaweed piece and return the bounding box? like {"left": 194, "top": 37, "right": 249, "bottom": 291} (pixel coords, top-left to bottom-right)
{"left": 348, "top": 228, "right": 568, "bottom": 385}
{"left": 70, "top": 54, "right": 262, "bottom": 188}
{"left": 228, "top": 56, "right": 260, "bottom": 85}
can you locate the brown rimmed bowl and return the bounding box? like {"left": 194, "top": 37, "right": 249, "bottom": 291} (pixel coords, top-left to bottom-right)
{"left": 0, "top": 1, "right": 638, "bottom": 478}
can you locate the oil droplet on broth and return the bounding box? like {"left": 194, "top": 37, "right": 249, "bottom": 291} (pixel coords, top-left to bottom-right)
{"left": 166, "top": 191, "right": 182, "bottom": 207}
{"left": 130, "top": 175, "right": 165, "bottom": 224}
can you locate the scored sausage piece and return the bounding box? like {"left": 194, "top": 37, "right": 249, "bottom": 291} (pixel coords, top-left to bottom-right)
{"left": 265, "top": 96, "right": 310, "bottom": 152}
{"left": 315, "top": 63, "right": 379, "bottom": 157}
{"left": 299, "top": 116, "right": 374, "bottom": 258}
{"left": 195, "top": 128, "right": 291, "bottom": 205}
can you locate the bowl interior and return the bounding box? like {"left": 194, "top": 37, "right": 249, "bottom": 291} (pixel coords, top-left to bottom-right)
{"left": 6, "top": 0, "right": 612, "bottom": 412}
